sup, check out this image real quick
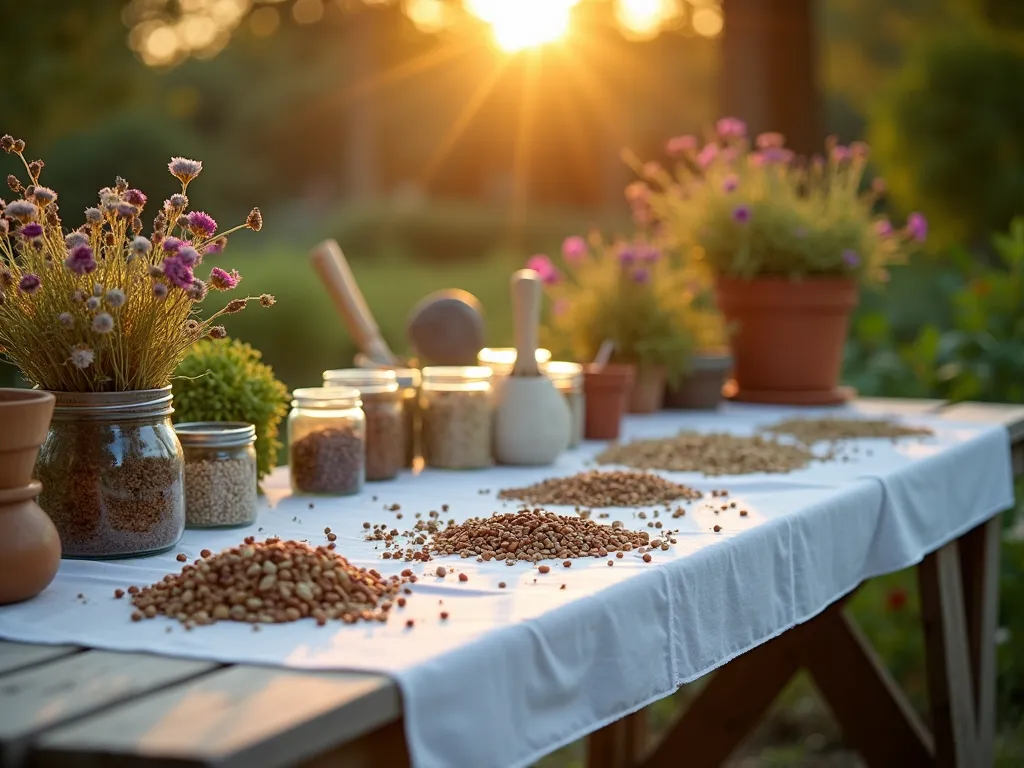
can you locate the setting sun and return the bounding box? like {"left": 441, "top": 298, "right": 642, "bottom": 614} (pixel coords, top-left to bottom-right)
{"left": 466, "top": 0, "right": 579, "bottom": 52}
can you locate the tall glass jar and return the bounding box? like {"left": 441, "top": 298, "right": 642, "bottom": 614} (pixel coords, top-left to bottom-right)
{"left": 35, "top": 388, "right": 185, "bottom": 559}
{"left": 175, "top": 422, "right": 258, "bottom": 528}
{"left": 288, "top": 387, "right": 365, "bottom": 495}
{"left": 543, "top": 362, "right": 585, "bottom": 448}
{"left": 395, "top": 368, "right": 421, "bottom": 468}
{"left": 323, "top": 369, "right": 404, "bottom": 481}
{"left": 420, "top": 366, "right": 493, "bottom": 469}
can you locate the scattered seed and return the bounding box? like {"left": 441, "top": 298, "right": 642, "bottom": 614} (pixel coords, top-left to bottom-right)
{"left": 642, "top": 554, "right": 652, "bottom": 563}
{"left": 436, "top": 566, "right": 447, "bottom": 578}
{"left": 440, "top": 611, "right": 449, "bottom": 620}
{"left": 498, "top": 582, "right": 506, "bottom": 589}
{"left": 114, "top": 589, "right": 125, "bottom": 599}
{"left": 458, "top": 573, "right": 468, "bottom": 582}
{"left": 176, "top": 553, "right": 187, "bottom": 562}
{"left": 538, "top": 565, "right": 551, "bottom": 574}
{"left": 713, "top": 525, "right": 722, "bottom": 533}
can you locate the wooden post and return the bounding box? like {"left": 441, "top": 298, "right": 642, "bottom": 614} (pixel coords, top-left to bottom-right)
{"left": 720, "top": 0, "right": 822, "bottom": 154}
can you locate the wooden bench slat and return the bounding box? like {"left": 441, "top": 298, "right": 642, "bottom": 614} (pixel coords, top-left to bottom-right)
{"left": 939, "top": 401, "right": 1024, "bottom": 442}
{"left": 0, "top": 642, "right": 80, "bottom": 676}
{"left": 855, "top": 397, "right": 947, "bottom": 415}
{"left": 30, "top": 665, "right": 400, "bottom": 768}
{"left": 0, "top": 650, "right": 217, "bottom": 768}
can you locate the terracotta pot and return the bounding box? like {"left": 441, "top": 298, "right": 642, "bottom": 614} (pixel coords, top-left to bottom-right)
{"left": 715, "top": 276, "right": 858, "bottom": 405}
{"left": 0, "top": 480, "right": 62, "bottom": 604}
{"left": 0, "top": 389, "right": 55, "bottom": 490}
{"left": 628, "top": 365, "right": 667, "bottom": 414}
{"left": 583, "top": 363, "right": 635, "bottom": 440}
{"left": 664, "top": 353, "right": 732, "bottom": 410}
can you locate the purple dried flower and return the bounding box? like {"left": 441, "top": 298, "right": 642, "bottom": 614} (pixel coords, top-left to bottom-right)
{"left": 525, "top": 254, "right": 558, "bottom": 284}
{"left": 18, "top": 273, "right": 41, "bottom": 294}
{"left": 842, "top": 249, "right": 860, "bottom": 267}
{"left": 115, "top": 202, "right": 138, "bottom": 219}
{"left": 209, "top": 267, "right": 240, "bottom": 291}
{"left": 5, "top": 200, "right": 37, "bottom": 221}
{"left": 617, "top": 245, "right": 637, "bottom": 264}
{"left": 162, "top": 237, "right": 183, "bottom": 253}
{"left": 561, "top": 236, "right": 587, "bottom": 264}
{"left": 152, "top": 282, "right": 168, "bottom": 299}
{"left": 666, "top": 135, "right": 698, "bottom": 156}
{"left": 760, "top": 147, "right": 794, "bottom": 164}
{"left": 84, "top": 207, "right": 103, "bottom": 225}
{"left": 203, "top": 236, "right": 228, "bottom": 256}
{"left": 177, "top": 246, "right": 200, "bottom": 267}
{"left": 907, "top": 212, "right": 928, "bottom": 242}
{"left": 874, "top": 219, "right": 893, "bottom": 237}
{"left": 31, "top": 186, "right": 57, "bottom": 205}
{"left": 732, "top": 205, "right": 751, "bottom": 224}
{"left": 716, "top": 117, "right": 747, "bottom": 140}
{"left": 755, "top": 132, "right": 785, "bottom": 149}
{"left": 185, "top": 211, "right": 217, "bottom": 238}
{"left": 58, "top": 312, "right": 74, "bottom": 329}
{"left": 186, "top": 279, "right": 208, "bottom": 301}
{"left": 105, "top": 288, "right": 126, "bottom": 309}
{"left": 166, "top": 194, "right": 188, "bottom": 210}
{"left": 91, "top": 312, "right": 114, "bottom": 334}
{"left": 246, "top": 207, "right": 262, "bottom": 232}
{"left": 631, "top": 267, "right": 650, "bottom": 284}
{"left": 168, "top": 157, "right": 203, "bottom": 185}
{"left": 162, "top": 255, "right": 194, "bottom": 290}
{"left": 696, "top": 143, "right": 718, "bottom": 169}
{"left": 124, "top": 189, "right": 147, "bottom": 207}
{"left": 20, "top": 222, "right": 43, "bottom": 238}
{"left": 69, "top": 344, "right": 94, "bottom": 369}
{"left": 0, "top": 266, "right": 13, "bottom": 287}
{"left": 65, "top": 245, "right": 97, "bottom": 275}
{"left": 65, "top": 231, "right": 89, "bottom": 250}
{"left": 722, "top": 174, "right": 739, "bottom": 193}
{"left": 831, "top": 145, "right": 851, "bottom": 163}
{"left": 130, "top": 236, "right": 152, "bottom": 256}
{"left": 86, "top": 296, "right": 100, "bottom": 311}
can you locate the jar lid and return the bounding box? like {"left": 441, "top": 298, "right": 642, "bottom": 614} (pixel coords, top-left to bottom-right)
{"left": 477, "top": 348, "right": 552, "bottom": 370}
{"left": 393, "top": 367, "right": 422, "bottom": 389}
{"left": 174, "top": 421, "right": 256, "bottom": 448}
{"left": 323, "top": 368, "right": 399, "bottom": 395}
{"left": 422, "top": 365, "right": 492, "bottom": 384}
{"left": 543, "top": 361, "right": 584, "bottom": 386}
{"left": 292, "top": 386, "right": 362, "bottom": 409}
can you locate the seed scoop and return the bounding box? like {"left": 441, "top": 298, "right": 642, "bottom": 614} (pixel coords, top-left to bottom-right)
{"left": 493, "top": 269, "right": 570, "bottom": 465}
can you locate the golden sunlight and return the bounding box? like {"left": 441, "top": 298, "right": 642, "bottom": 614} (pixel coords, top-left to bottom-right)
{"left": 614, "top": 0, "right": 681, "bottom": 41}
{"left": 465, "top": 0, "right": 579, "bottom": 52}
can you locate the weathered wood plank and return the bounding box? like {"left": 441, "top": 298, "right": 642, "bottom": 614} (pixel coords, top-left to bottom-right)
{"left": 30, "top": 665, "right": 400, "bottom": 768}
{"left": 939, "top": 401, "right": 1024, "bottom": 443}
{"left": 0, "top": 650, "right": 217, "bottom": 768}
{"left": 0, "top": 643, "right": 79, "bottom": 677}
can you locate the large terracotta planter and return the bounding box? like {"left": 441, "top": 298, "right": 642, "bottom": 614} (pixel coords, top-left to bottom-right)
{"left": 664, "top": 353, "right": 731, "bottom": 410}
{"left": 628, "top": 365, "right": 667, "bottom": 414}
{"left": 583, "top": 364, "right": 635, "bottom": 440}
{"left": 715, "top": 276, "right": 858, "bottom": 405}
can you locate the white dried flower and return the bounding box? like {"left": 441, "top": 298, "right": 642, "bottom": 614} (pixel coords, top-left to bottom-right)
{"left": 91, "top": 312, "right": 114, "bottom": 334}
{"left": 130, "top": 236, "right": 151, "bottom": 256}
{"left": 69, "top": 344, "right": 94, "bottom": 369}
{"left": 58, "top": 312, "right": 74, "bottom": 328}
{"left": 65, "top": 231, "right": 89, "bottom": 250}
{"left": 85, "top": 296, "right": 100, "bottom": 311}
{"left": 105, "top": 288, "right": 126, "bottom": 309}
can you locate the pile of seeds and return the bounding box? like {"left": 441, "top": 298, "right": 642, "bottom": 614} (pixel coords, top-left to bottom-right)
{"left": 290, "top": 427, "right": 364, "bottom": 495}
{"left": 497, "top": 470, "right": 703, "bottom": 508}
{"left": 596, "top": 432, "right": 816, "bottom": 476}
{"left": 429, "top": 508, "right": 653, "bottom": 562}
{"left": 124, "top": 537, "right": 404, "bottom": 627}
{"left": 762, "top": 417, "right": 934, "bottom": 445}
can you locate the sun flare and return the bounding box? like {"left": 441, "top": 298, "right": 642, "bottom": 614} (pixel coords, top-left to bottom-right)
{"left": 466, "top": 0, "right": 579, "bottom": 52}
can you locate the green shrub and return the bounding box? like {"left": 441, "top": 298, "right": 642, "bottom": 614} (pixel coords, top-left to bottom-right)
{"left": 172, "top": 339, "right": 289, "bottom": 482}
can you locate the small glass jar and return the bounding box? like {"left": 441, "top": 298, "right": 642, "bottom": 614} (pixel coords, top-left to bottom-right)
{"left": 288, "top": 387, "right": 365, "bottom": 495}
{"left": 395, "top": 368, "right": 422, "bottom": 468}
{"left": 323, "top": 369, "right": 404, "bottom": 482}
{"left": 543, "top": 361, "right": 585, "bottom": 448}
{"left": 420, "top": 366, "right": 493, "bottom": 469}
{"left": 175, "top": 422, "right": 258, "bottom": 528}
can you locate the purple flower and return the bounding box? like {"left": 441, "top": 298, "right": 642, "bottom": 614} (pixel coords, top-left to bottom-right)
{"left": 31, "top": 186, "right": 56, "bottom": 205}
{"left": 168, "top": 157, "right": 203, "bottom": 185}
{"left": 696, "top": 143, "right": 718, "bottom": 169}
{"left": 4, "top": 200, "right": 37, "bottom": 220}
{"left": 130, "top": 236, "right": 152, "bottom": 256}
{"left": 177, "top": 246, "right": 200, "bottom": 267}
{"left": 209, "top": 267, "right": 240, "bottom": 291}
{"left": 761, "top": 147, "right": 794, "bottom": 164}
{"left": 65, "top": 245, "right": 97, "bottom": 275}
{"left": 561, "top": 236, "right": 587, "bottom": 264}
{"left": 115, "top": 202, "right": 138, "bottom": 219}
{"left": 842, "top": 249, "right": 860, "bottom": 267}
{"left": 124, "top": 189, "right": 147, "bottom": 207}
{"left": 185, "top": 211, "right": 218, "bottom": 238}
{"left": 732, "top": 205, "right": 751, "bottom": 224}
{"left": 166, "top": 193, "right": 188, "bottom": 210}
{"left": 105, "top": 288, "right": 126, "bottom": 309}
{"left": 84, "top": 207, "right": 102, "bottom": 225}
{"left": 640, "top": 245, "right": 661, "bottom": 263}
{"left": 91, "top": 312, "right": 114, "bottom": 334}
{"left": 162, "top": 236, "right": 183, "bottom": 253}
{"left": 152, "top": 282, "right": 168, "bottom": 299}
{"left": 722, "top": 174, "right": 739, "bottom": 193}
{"left": 18, "top": 273, "right": 40, "bottom": 294}
{"left": 525, "top": 254, "right": 558, "bottom": 284}
{"left": 617, "top": 245, "right": 637, "bottom": 264}
{"left": 755, "top": 132, "right": 785, "bottom": 149}
{"left": 65, "top": 231, "right": 89, "bottom": 250}
{"left": 716, "top": 117, "right": 747, "bottom": 139}
{"left": 162, "top": 255, "right": 195, "bottom": 290}
{"left": 19, "top": 222, "right": 42, "bottom": 238}
{"left": 874, "top": 219, "right": 893, "bottom": 237}
{"left": 831, "top": 145, "right": 851, "bottom": 163}
{"left": 907, "top": 212, "right": 928, "bottom": 242}
{"left": 631, "top": 267, "right": 650, "bottom": 284}
{"left": 666, "top": 135, "right": 698, "bottom": 156}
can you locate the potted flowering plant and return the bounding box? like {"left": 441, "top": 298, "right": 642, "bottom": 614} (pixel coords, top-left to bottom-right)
{"left": 631, "top": 119, "right": 927, "bottom": 405}
{"left": 0, "top": 134, "right": 272, "bottom": 558}
{"left": 529, "top": 232, "right": 693, "bottom": 415}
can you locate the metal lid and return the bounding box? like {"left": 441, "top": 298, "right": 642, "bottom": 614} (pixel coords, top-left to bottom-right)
{"left": 292, "top": 386, "right": 362, "bottom": 410}
{"left": 422, "top": 366, "right": 492, "bottom": 384}
{"left": 543, "top": 361, "right": 584, "bottom": 387}
{"left": 477, "top": 347, "right": 552, "bottom": 370}
{"left": 323, "top": 368, "right": 399, "bottom": 396}
{"left": 393, "top": 367, "right": 422, "bottom": 389}
{"left": 174, "top": 421, "right": 256, "bottom": 448}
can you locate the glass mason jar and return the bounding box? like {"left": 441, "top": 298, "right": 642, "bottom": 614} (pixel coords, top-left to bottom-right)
{"left": 323, "top": 369, "right": 404, "bottom": 482}
{"left": 420, "top": 366, "right": 493, "bottom": 469}
{"left": 35, "top": 388, "right": 185, "bottom": 559}
{"left": 395, "top": 368, "right": 422, "bottom": 468}
{"left": 288, "top": 387, "right": 365, "bottom": 495}
{"left": 174, "top": 422, "right": 258, "bottom": 528}
{"left": 543, "top": 361, "right": 585, "bottom": 448}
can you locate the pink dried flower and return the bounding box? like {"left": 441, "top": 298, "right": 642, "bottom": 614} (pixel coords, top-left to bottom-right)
{"left": 186, "top": 279, "right": 208, "bottom": 301}
{"left": 0, "top": 135, "right": 14, "bottom": 152}
{"left": 152, "top": 282, "right": 168, "bottom": 299}
{"left": 168, "top": 157, "right": 203, "bottom": 186}
{"left": 561, "top": 236, "right": 587, "bottom": 264}
{"left": 722, "top": 174, "right": 739, "bottom": 193}
{"left": 874, "top": 219, "right": 893, "bottom": 237}
{"left": 65, "top": 231, "right": 89, "bottom": 250}
{"left": 84, "top": 207, "right": 103, "bottom": 225}
{"left": 755, "top": 132, "right": 785, "bottom": 149}
{"left": 18, "top": 273, "right": 41, "bottom": 294}
{"left": 162, "top": 255, "right": 194, "bottom": 290}
{"left": 831, "top": 145, "right": 851, "bottom": 163}
{"left": 65, "top": 245, "right": 97, "bottom": 275}
{"left": 696, "top": 144, "right": 718, "bottom": 169}
{"left": 732, "top": 205, "right": 751, "bottom": 224}
{"left": 666, "top": 135, "right": 698, "bottom": 156}
{"left": 124, "top": 189, "right": 147, "bottom": 207}
{"left": 130, "top": 236, "right": 151, "bottom": 256}
{"left": 162, "top": 237, "right": 183, "bottom": 253}
{"left": 907, "top": 212, "right": 928, "bottom": 242}
{"left": 115, "top": 202, "right": 138, "bottom": 219}
{"left": 526, "top": 254, "right": 558, "bottom": 285}
{"left": 259, "top": 293, "right": 276, "bottom": 307}
{"left": 209, "top": 267, "right": 240, "bottom": 291}
{"left": 177, "top": 246, "right": 200, "bottom": 267}
{"left": 716, "top": 117, "right": 747, "bottom": 139}
{"left": 185, "top": 210, "right": 217, "bottom": 238}
{"left": 69, "top": 343, "right": 94, "bottom": 370}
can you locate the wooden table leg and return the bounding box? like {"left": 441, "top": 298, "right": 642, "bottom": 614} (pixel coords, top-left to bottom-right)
{"left": 587, "top": 710, "right": 648, "bottom": 768}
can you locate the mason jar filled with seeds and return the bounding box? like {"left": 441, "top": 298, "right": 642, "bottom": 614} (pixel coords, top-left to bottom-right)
{"left": 288, "top": 387, "right": 365, "bottom": 495}
{"left": 174, "top": 422, "right": 258, "bottom": 528}
{"left": 420, "top": 366, "right": 493, "bottom": 469}
{"left": 543, "top": 361, "right": 585, "bottom": 448}
{"left": 395, "top": 368, "right": 421, "bottom": 468}
{"left": 323, "top": 369, "right": 404, "bottom": 482}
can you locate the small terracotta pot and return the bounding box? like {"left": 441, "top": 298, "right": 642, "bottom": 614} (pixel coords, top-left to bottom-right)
{"left": 583, "top": 363, "right": 635, "bottom": 440}
{"left": 0, "top": 480, "right": 62, "bottom": 604}
{"left": 664, "top": 353, "right": 732, "bottom": 410}
{"left": 715, "top": 276, "right": 858, "bottom": 405}
{"left": 0, "top": 389, "right": 55, "bottom": 490}
{"left": 628, "top": 365, "right": 667, "bottom": 414}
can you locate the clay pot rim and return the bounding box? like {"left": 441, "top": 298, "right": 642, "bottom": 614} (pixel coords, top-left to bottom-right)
{"left": 583, "top": 363, "right": 635, "bottom": 390}
{"left": 0, "top": 480, "right": 42, "bottom": 505}
{"left": 0, "top": 389, "right": 55, "bottom": 408}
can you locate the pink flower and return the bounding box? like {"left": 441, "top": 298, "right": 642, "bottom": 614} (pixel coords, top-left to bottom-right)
{"left": 907, "top": 212, "right": 928, "bottom": 242}
{"left": 722, "top": 174, "right": 739, "bottom": 193}
{"left": 696, "top": 143, "right": 718, "bottom": 169}
{"left": 162, "top": 255, "right": 195, "bottom": 290}
{"left": 65, "top": 245, "right": 97, "bottom": 275}
{"left": 124, "top": 189, "right": 147, "bottom": 207}
{"left": 18, "top": 273, "right": 41, "bottom": 294}
{"left": 874, "top": 219, "right": 893, "bottom": 237}
{"left": 715, "top": 117, "right": 747, "bottom": 140}
{"left": 666, "top": 135, "right": 698, "bottom": 156}
{"left": 755, "top": 132, "right": 785, "bottom": 149}
{"left": 617, "top": 245, "right": 637, "bottom": 264}
{"left": 842, "top": 249, "right": 860, "bottom": 267}
{"left": 831, "top": 145, "right": 851, "bottom": 163}
{"left": 185, "top": 211, "right": 218, "bottom": 239}
{"left": 732, "top": 205, "right": 751, "bottom": 224}
{"left": 209, "top": 267, "right": 240, "bottom": 291}
{"left": 631, "top": 267, "right": 650, "bottom": 284}
{"left": 162, "top": 237, "right": 183, "bottom": 253}
{"left": 561, "top": 236, "right": 587, "bottom": 264}
{"left": 177, "top": 246, "right": 200, "bottom": 267}
{"left": 525, "top": 254, "right": 558, "bottom": 285}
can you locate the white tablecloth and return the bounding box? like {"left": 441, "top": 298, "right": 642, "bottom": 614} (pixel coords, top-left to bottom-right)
{"left": 0, "top": 403, "right": 1014, "bottom": 768}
